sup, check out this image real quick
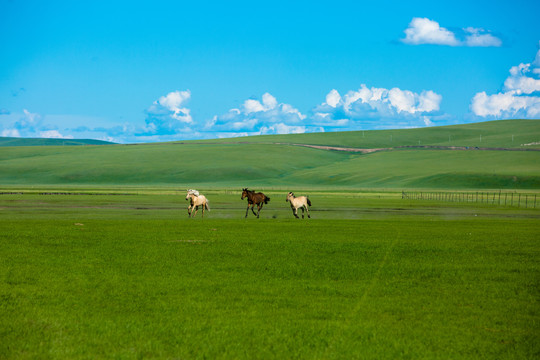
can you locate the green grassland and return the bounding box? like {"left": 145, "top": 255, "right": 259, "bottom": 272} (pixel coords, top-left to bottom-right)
{"left": 0, "top": 120, "right": 539, "bottom": 190}
{"left": 1, "top": 193, "right": 539, "bottom": 359}
{"left": 1, "top": 120, "right": 539, "bottom": 358}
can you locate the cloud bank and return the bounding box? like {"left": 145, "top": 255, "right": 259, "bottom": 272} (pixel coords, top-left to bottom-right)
{"left": 0, "top": 86, "right": 447, "bottom": 142}
{"left": 0, "top": 109, "right": 74, "bottom": 139}
{"left": 312, "top": 85, "right": 443, "bottom": 129}
{"left": 205, "top": 93, "right": 308, "bottom": 137}
{"left": 470, "top": 45, "right": 540, "bottom": 118}
{"left": 401, "top": 18, "right": 502, "bottom": 47}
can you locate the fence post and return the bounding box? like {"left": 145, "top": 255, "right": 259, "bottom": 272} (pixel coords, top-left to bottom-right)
{"left": 498, "top": 191, "right": 501, "bottom": 205}
{"left": 525, "top": 195, "right": 528, "bottom": 208}
{"left": 518, "top": 193, "right": 521, "bottom": 208}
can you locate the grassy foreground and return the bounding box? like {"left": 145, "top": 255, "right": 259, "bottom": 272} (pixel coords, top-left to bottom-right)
{"left": 1, "top": 192, "right": 539, "bottom": 359}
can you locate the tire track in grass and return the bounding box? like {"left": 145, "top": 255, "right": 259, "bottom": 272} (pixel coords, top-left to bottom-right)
{"left": 322, "top": 230, "right": 401, "bottom": 357}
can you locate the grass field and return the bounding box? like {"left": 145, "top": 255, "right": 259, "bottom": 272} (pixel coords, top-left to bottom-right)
{"left": 1, "top": 120, "right": 539, "bottom": 358}
{"left": 1, "top": 191, "right": 539, "bottom": 359}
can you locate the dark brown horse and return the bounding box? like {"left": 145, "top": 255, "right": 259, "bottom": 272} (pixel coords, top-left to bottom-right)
{"left": 241, "top": 188, "right": 270, "bottom": 218}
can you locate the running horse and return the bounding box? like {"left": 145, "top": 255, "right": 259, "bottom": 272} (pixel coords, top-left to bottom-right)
{"left": 241, "top": 188, "right": 270, "bottom": 218}
{"left": 185, "top": 189, "right": 210, "bottom": 218}
{"left": 286, "top": 192, "right": 311, "bottom": 219}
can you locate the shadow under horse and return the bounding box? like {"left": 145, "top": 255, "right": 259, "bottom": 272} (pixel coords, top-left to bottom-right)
{"left": 241, "top": 188, "right": 270, "bottom": 218}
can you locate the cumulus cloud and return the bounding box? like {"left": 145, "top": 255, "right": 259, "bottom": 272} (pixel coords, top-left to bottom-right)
{"left": 205, "top": 92, "right": 308, "bottom": 136}
{"left": 470, "top": 44, "right": 540, "bottom": 118}
{"left": 141, "top": 90, "right": 193, "bottom": 136}
{"left": 401, "top": 18, "right": 502, "bottom": 47}
{"left": 402, "top": 18, "right": 459, "bottom": 46}
{"left": 312, "top": 85, "right": 443, "bottom": 129}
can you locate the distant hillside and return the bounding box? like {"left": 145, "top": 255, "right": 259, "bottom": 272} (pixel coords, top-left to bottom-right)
{"left": 0, "top": 120, "right": 539, "bottom": 190}
{"left": 0, "top": 137, "right": 116, "bottom": 147}
{"left": 189, "top": 119, "right": 540, "bottom": 150}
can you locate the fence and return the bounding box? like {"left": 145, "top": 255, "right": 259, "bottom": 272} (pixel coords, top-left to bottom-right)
{"left": 402, "top": 190, "right": 537, "bottom": 208}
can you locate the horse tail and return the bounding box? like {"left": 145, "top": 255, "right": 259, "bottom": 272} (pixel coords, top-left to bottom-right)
{"left": 307, "top": 198, "right": 312, "bottom": 207}
{"left": 205, "top": 200, "right": 210, "bottom": 211}
{"left": 265, "top": 196, "right": 270, "bottom": 204}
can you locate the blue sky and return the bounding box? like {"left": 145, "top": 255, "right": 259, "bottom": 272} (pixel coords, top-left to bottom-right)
{"left": 1, "top": 0, "right": 539, "bottom": 143}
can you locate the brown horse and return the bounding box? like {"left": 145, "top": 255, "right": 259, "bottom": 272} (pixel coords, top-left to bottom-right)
{"left": 241, "top": 188, "right": 270, "bottom": 218}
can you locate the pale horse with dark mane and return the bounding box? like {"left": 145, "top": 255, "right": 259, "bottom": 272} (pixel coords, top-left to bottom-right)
{"left": 185, "top": 189, "right": 210, "bottom": 218}
{"left": 286, "top": 192, "right": 311, "bottom": 219}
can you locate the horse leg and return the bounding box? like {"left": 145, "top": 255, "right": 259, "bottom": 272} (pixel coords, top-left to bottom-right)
{"left": 245, "top": 204, "right": 250, "bottom": 218}
{"left": 201, "top": 203, "right": 204, "bottom": 218}
{"left": 305, "top": 205, "right": 311, "bottom": 218}
{"left": 187, "top": 205, "right": 192, "bottom": 217}
{"left": 293, "top": 207, "right": 299, "bottom": 219}
{"left": 252, "top": 204, "right": 258, "bottom": 217}
{"left": 256, "top": 203, "right": 263, "bottom": 218}
{"left": 301, "top": 207, "right": 305, "bottom": 219}
{"left": 193, "top": 205, "right": 199, "bottom": 218}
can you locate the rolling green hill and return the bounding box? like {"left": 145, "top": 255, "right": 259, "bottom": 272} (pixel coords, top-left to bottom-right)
{"left": 190, "top": 119, "right": 540, "bottom": 150}
{"left": 0, "top": 137, "right": 115, "bottom": 147}
{"left": 0, "top": 120, "right": 539, "bottom": 190}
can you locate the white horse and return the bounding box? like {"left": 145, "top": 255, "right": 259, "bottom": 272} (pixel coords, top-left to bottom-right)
{"left": 286, "top": 192, "right": 311, "bottom": 219}
{"left": 185, "top": 190, "right": 210, "bottom": 218}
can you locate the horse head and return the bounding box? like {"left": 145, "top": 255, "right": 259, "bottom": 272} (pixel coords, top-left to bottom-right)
{"left": 241, "top": 188, "right": 248, "bottom": 200}
{"left": 286, "top": 192, "right": 294, "bottom": 202}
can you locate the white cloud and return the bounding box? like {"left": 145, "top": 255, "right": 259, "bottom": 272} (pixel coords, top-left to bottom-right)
{"left": 5, "top": 109, "right": 44, "bottom": 137}
{"left": 313, "top": 84, "right": 443, "bottom": 130}
{"left": 205, "top": 92, "right": 308, "bottom": 136}
{"left": 39, "top": 130, "right": 73, "bottom": 139}
{"left": 402, "top": 17, "right": 460, "bottom": 46}
{"left": 401, "top": 18, "right": 502, "bottom": 47}
{"left": 471, "top": 45, "right": 540, "bottom": 118}
{"left": 151, "top": 90, "right": 192, "bottom": 123}
{"left": 464, "top": 27, "right": 502, "bottom": 47}
{"left": 504, "top": 63, "right": 540, "bottom": 94}
{"left": 1, "top": 128, "right": 20, "bottom": 137}
{"left": 326, "top": 89, "right": 342, "bottom": 108}
{"left": 141, "top": 90, "right": 193, "bottom": 136}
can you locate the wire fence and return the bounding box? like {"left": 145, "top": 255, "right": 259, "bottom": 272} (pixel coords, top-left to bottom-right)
{"left": 402, "top": 190, "right": 537, "bottom": 208}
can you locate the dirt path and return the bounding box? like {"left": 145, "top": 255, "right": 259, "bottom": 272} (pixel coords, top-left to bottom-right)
{"left": 275, "top": 143, "right": 540, "bottom": 154}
